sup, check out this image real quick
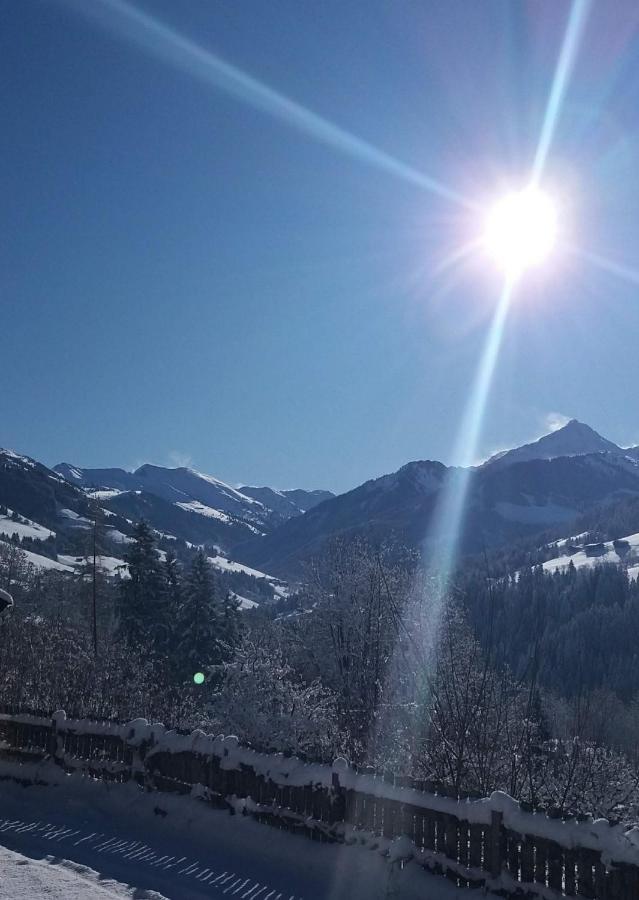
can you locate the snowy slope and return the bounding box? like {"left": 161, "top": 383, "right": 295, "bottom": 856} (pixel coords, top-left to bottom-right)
{"left": 0, "top": 540, "right": 74, "bottom": 573}
{"left": 134, "top": 464, "right": 266, "bottom": 519}
{"left": 208, "top": 554, "right": 280, "bottom": 580}
{"left": 208, "top": 554, "right": 289, "bottom": 599}
{"left": 0, "top": 509, "right": 55, "bottom": 541}
{"left": 542, "top": 531, "right": 639, "bottom": 580}
{"left": 230, "top": 591, "right": 259, "bottom": 610}
{"left": 0, "top": 540, "right": 128, "bottom": 578}
{"left": 0, "top": 449, "right": 88, "bottom": 529}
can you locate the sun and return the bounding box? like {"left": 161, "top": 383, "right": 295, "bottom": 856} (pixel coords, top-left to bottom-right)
{"left": 483, "top": 187, "right": 558, "bottom": 275}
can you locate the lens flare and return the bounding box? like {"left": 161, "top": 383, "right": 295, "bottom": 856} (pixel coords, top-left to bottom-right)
{"left": 483, "top": 188, "right": 558, "bottom": 274}
{"left": 574, "top": 247, "right": 639, "bottom": 288}
{"left": 67, "top": 0, "right": 473, "bottom": 211}
{"left": 531, "top": 0, "right": 592, "bottom": 183}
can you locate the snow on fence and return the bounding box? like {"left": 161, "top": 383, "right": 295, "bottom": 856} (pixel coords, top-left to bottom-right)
{"left": 1, "top": 709, "right": 639, "bottom": 899}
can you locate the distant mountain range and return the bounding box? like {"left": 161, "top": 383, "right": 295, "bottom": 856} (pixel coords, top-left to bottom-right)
{"left": 50, "top": 462, "right": 333, "bottom": 550}
{"left": 2, "top": 419, "right": 639, "bottom": 581}
{"left": 235, "top": 421, "right": 639, "bottom": 575}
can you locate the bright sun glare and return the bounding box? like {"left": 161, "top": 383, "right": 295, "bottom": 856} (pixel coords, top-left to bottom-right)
{"left": 483, "top": 187, "right": 558, "bottom": 274}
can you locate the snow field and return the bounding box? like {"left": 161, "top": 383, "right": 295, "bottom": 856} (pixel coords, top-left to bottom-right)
{"left": 0, "top": 510, "right": 55, "bottom": 541}
{"left": 0, "top": 846, "right": 167, "bottom": 899}
{"left": 542, "top": 531, "right": 639, "bottom": 580}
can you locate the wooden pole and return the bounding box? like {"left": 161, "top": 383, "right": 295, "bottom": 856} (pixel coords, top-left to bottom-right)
{"left": 91, "top": 505, "right": 99, "bottom": 656}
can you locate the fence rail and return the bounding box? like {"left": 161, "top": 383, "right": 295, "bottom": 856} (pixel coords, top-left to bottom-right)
{"left": 0, "top": 710, "right": 638, "bottom": 899}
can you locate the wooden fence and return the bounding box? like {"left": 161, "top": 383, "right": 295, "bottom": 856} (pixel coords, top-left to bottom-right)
{"left": 1, "top": 710, "right": 638, "bottom": 899}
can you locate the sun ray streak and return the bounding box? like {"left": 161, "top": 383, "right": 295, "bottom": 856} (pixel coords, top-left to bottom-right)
{"left": 64, "top": 0, "right": 474, "bottom": 210}
{"left": 431, "top": 239, "right": 483, "bottom": 279}
{"left": 371, "top": 276, "right": 517, "bottom": 755}
{"left": 532, "top": 0, "right": 592, "bottom": 184}
{"left": 574, "top": 247, "right": 639, "bottom": 287}
{"left": 426, "top": 274, "right": 516, "bottom": 582}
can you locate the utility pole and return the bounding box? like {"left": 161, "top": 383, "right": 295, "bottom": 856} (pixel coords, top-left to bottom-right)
{"left": 91, "top": 504, "right": 99, "bottom": 656}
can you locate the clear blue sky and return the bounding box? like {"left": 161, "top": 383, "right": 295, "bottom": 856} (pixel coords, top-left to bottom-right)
{"left": 3, "top": 0, "right": 639, "bottom": 493}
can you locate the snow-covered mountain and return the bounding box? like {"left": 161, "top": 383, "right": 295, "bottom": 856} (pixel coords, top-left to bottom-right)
{"left": 0, "top": 451, "right": 292, "bottom": 602}
{"left": 53, "top": 461, "right": 334, "bottom": 552}
{"left": 56, "top": 462, "right": 266, "bottom": 519}
{"left": 0, "top": 449, "right": 85, "bottom": 528}
{"left": 482, "top": 419, "right": 623, "bottom": 469}
{"left": 5, "top": 418, "right": 639, "bottom": 580}
{"left": 236, "top": 423, "right": 639, "bottom": 576}
{"left": 239, "top": 485, "right": 333, "bottom": 517}
{"left": 0, "top": 449, "right": 136, "bottom": 578}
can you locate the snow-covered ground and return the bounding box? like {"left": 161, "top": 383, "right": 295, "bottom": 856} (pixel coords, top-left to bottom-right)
{"left": 0, "top": 773, "right": 497, "bottom": 900}
{"left": 176, "top": 500, "right": 232, "bottom": 522}
{"left": 0, "top": 539, "right": 74, "bottom": 572}
{"left": 0, "top": 510, "right": 55, "bottom": 542}
{"left": 542, "top": 530, "right": 639, "bottom": 580}
{"left": 0, "top": 540, "right": 129, "bottom": 578}
{"left": 58, "top": 554, "right": 128, "bottom": 577}
{"left": 0, "top": 846, "right": 165, "bottom": 899}
{"left": 88, "top": 489, "right": 125, "bottom": 501}
{"left": 208, "top": 555, "right": 289, "bottom": 597}
{"left": 108, "top": 528, "right": 134, "bottom": 544}
{"left": 230, "top": 591, "right": 259, "bottom": 610}
{"left": 59, "top": 508, "right": 92, "bottom": 528}
{"left": 208, "top": 555, "right": 273, "bottom": 580}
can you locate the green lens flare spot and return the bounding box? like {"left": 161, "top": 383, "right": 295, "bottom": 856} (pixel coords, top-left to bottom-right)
{"left": 193, "top": 672, "right": 205, "bottom": 685}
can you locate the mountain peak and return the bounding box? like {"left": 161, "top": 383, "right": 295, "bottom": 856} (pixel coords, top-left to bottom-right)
{"left": 560, "top": 418, "right": 595, "bottom": 432}
{"left": 483, "top": 420, "right": 621, "bottom": 470}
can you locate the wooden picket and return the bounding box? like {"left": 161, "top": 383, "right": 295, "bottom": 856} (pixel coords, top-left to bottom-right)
{"left": 0, "top": 710, "right": 638, "bottom": 898}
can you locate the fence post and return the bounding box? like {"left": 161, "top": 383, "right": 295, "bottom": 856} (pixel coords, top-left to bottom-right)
{"left": 490, "top": 810, "right": 503, "bottom": 879}
{"left": 141, "top": 739, "right": 156, "bottom": 792}
{"left": 48, "top": 716, "right": 58, "bottom": 762}
{"left": 50, "top": 711, "right": 65, "bottom": 768}
{"left": 330, "top": 772, "right": 346, "bottom": 825}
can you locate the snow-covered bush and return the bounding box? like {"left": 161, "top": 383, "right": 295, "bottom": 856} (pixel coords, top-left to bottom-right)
{"left": 206, "top": 638, "right": 342, "bottom": 759}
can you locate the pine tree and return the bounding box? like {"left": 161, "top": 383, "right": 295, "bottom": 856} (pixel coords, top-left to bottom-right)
{"left": 176, "top": 550, "right": 221, "bottom": 679}
{"left": 119, "top": 521, "right": 165, "bottom": 649}
{"left": 162, "top": 549, "right": 182, "bottom": 665}
{"left": 219, "top": 589, "right": 242, "bottom": 660}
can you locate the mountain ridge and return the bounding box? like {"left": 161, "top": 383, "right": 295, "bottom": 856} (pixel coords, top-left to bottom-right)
{"left": 3, "top": 417, "right": 637, "bottom": 580}
{"left": 482, "top": 419, "right": 624, "bottom": 470}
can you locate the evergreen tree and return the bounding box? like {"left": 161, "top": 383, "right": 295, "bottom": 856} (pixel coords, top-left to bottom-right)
{"left": 119, "top": 521, "right": 165, "bottom": 649}
{"left": 162, "top": 548, "right": 182, "bottom": 664}
{"left": 220, "top": 589, "right": 242, "bottom": 660}
{"left": 176, "top": 550, "right": 222, "bottom": 679}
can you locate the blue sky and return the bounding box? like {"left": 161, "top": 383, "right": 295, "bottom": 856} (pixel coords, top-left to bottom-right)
{"left": 3, "top": 0, "right": 639, "bottom": 493}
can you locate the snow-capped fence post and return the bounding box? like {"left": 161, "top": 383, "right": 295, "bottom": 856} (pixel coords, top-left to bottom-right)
{"left": 489, "top": 809, "right": 503, "bottom": 879}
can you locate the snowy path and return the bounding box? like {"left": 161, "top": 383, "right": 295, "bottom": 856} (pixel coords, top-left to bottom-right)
{"left": 0, "top": 845, "right": 166, "bottom": 899}
{"left": 0, "top": 777, "right": 499, "bottom": 899}
{"left": 0, "top": 812, "right": 301, "bottom": 900}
